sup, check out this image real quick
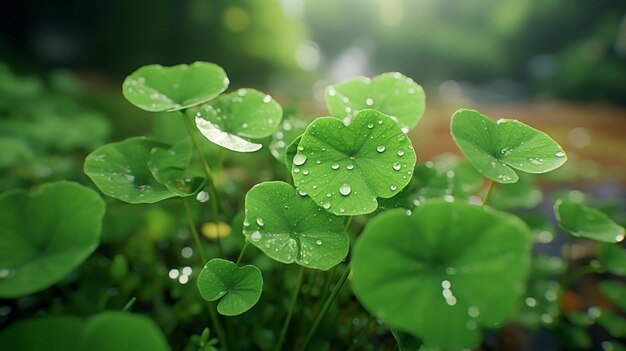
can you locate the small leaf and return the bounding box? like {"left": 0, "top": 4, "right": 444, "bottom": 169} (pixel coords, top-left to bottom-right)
{"left": 197, "top": 258, "right": 263, "bottom": 316}
{"left": 270, "top": 113, "right": 308, "bottom": 164}
{"left": 451, "top": 109, "right": 567, "bottom": 184}
{"left": 599, "top": 281, "right": 626, "bottom": 312}
{"left": 0, "top": 182, "right": 105, "bottom": 298}
{"left": 243, "top": 181, "right": 348, "bottom": 270}
{"left": 554, "top": 199, "right": 625, "bottom": 243}
{"left": 325, "top": 72, "right": 425, "bottom": 131}
{"left": 351, "top": 201, "right": 531, "bottom": 350}
{"left": 193, "top": 88, "right": 282, "bottom": 152}
{"left": 84, "top": 137, "right": 183, "bottom": 203}
{"left": 598, "top": 243, "right": 626, "bottom": 276}
{"left": 122, "top": 62, "right": 228, "bottom": 112}
{"left": 292, "top": 110, "right": 417, "bottom": 215}
{"left": 78, "top": 312, "right": 170, "bottom": 351}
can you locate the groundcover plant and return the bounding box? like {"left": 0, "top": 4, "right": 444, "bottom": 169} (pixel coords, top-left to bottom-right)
{"left": 0, "top": 61, "right": 625, "bottom": 351}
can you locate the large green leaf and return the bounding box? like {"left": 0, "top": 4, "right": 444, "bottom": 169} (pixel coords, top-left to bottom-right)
{"left": 0, "top": 182, "right": 105, "bottom": 297}
{"left": 194, "top": 88, "right": 282, "bottom": 152}
{"left": 450, "top": 109, "right": 567, "bottom": 184}
{"left": 197, "top": 258, "right": 263, "bottom": 316}
{"left": 122, "top": 62, "right": 228, "bottom": 112}
{"left": 352, "top": 201, "right": 531, "bottom": 350}
{"left": 84, "top": 137, "right": 189, "bottom": 203}
{"left": 78, "top": 312, "right": 170, "bottom": 351}
{"left": 0, "top": 315, "right": 84, "bottom": 351}
{"left": 291, "top": 110, "right": 417, "bottom": 215}
{"left": 325, "top": 73, "right": 425, "bottom": 131}
{"left": 598, "top": 243, "right": 626, "bottom": 276}
{"left": 243, "top": 181, "right": 348, "bottom": 270}
{"left": 554, "top": 199, "right": 625, "bottom": 243}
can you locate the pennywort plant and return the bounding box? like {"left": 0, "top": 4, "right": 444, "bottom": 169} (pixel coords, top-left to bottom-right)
{"left": 2, "top": 61, "right": 624, "bottom": 351}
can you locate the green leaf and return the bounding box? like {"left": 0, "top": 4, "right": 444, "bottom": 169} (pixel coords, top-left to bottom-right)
{"left": 0, "top": 315, "right": 84, "bottom": 351}
{"left": 270, "top": 114, "right": 308, "bottom": 164}
{"left": 284, "top": 135, "right": 302, "bottom": 168}
{"left": 0, "top": 182, "right": 105, "bottom": 298}
{"left": 243, "top": 181, "right": 348, "bottom": 270}
{"left": 598, "top": 243, "right": 626, "bottom": 276}
{"left": 392, "top": 329, "right": 423, "bottom": 351}
{"left": 197, "top": 258, "right": 263, "bottom": 316}
{"left": 450, "top": 109, "right": 567, "bottom": 184}
{"left": 554, "top": 199, "right": 625, "bottom": 243}
{"left": 84, "top": 137, "right": 185, "bottom": 203}
{"left": 597, "top": 310, "right": 626, "bottom": 338}
{"left": 325, "top": 72, "right": 425, "bottom": 131}
{"left": 193, "top": 88, "right": 282, "bottom": 152}
{"left": 147, "top": 138, "right": 205, "bottom": 196}
{"left": 292, "top": 110, "right": 417, "bottom": 215}
{"left": 599, "top": 281, "right": 626, "bottom": 312}
{"left": 78, "top": 312, "right": 170, "bottom": 351}
{"left": 411, "top": 158, "right": 483, "bottom": 203}
{"left": 122, "top": 62, "right": 228, "bottom": 112}
{"left": 352, "top": 201, "right": 531, "bottom": 350}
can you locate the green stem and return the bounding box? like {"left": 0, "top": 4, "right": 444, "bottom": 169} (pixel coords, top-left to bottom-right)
{"left": 121, "top": 297, "right": 136, "bottom": 314}
{"left": 482, "top": 180, "right": 495, "bottom": 206}
{"left": 182, "top": 113, "right": 225, "bottom": 255}
{"left": 301, "top": 263, "right": 351, "bottom": 351}
{"left": 345, "top": 315, "right": 374, "bottom": 351}
{"left": 344, "top": 216, "right": 353, "bottom": 231}
{"left": 183, "top": 198, "right": 207, "bottom": 264}
{"left": 206, "top": 301, "right": 229, "bottom": 351}
{"left": 274, "top": 266, "right": 305, "bottom": 351}
{"left": 317, "top": 266, "right": 337, "bottom": 311}
{"left": 236, "top": 240, "right": 250, "bottom": 266}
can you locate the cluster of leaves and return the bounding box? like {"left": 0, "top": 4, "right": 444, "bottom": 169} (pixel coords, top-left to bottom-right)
{"left": 1, "top": 61, "right": 625, "bottom": 351}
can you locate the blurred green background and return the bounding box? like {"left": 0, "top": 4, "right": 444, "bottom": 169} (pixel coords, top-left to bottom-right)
{"left": 2, "top": 0, "right": 626, "bottom": 104}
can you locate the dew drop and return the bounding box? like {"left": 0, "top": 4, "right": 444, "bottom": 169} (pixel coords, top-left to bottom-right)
{"left": 303, "top": 170, "right": 309, "bottom": 175}
{"left": 331, "top": 163, "right": 339, "bottom": 170}
{"left": 367, "top": 123, "right": 374, "bottom": 129}
{"left": 323, "top": 203, "right": 331, "bottom": 209}
{"left": 392, "top": 163, "right": 401, "bottom": 171}
{"left": 347, "top": 164, "right": 354, "bottom": 170}
{"left": 293, "top": 154, "right": 307, "bottom": 166}
{"left": 366, "top": 98, "right": 374, "bottom": 106}
{"left": 263, "top": 95, "right": 272, "bottom": 103}
{"left": 196, "top": 191, "right": 209, "bottom": 203}
{"left": 293, "top": 168, "right": 301, "bottom": 173}
{"left": 339, "top": 183, "right": 352, "bottom": 196}
{"left": 390, "top": 185, "right": 397, "bottom": 191}
{"left": 250, "top": 231, "right": 262, "bottom": 242}
{"left": 316, "top": 239, "right": 323, "bottom": 246}
{"left": 376, "top": 145, "right": 386, "bottom": 153}
{"left": 555, "top": 151, "right": 565, "bottom": 157}
{"left": 328, "top": 87, "right": 336, "bottom": 96}
{"left": 256, "top": 218, "right": 264, "bottom": 227}
{"left": 397, "top": 150, "right": 405, "bottom": 157}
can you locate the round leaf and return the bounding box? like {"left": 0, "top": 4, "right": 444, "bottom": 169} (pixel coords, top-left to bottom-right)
{"left": 122, "top": 62, "right": 228, "bottom": 112}
{"left": 147, "top": 138, "right": 205, "bottom": 196}
{"left": 325, "top": 73, "right": 425, "bottom": 131}
{"left": 292, "top": 110, "right": 417, "bottom": 215}
{"left": 197, "top": 258, "right": 263, "bottom": 316}
{"left": 451, "top": 109, "right": 567, "bottom": 184}
{"left": 598, "top": 243, "right": 626, "bottom": 276}
{"left": 194, "top": 88, "right": 282, "bottom": 152}
{"left": 352, "top": 201, "right": 531, "bottom": 350}
{"left": 243, "top": 181, "right": 348, "bottom": 270}
{"left": 554, "top": 199, "right": 625, "bottom": 243}
{"left": 84, "top": 137, "right": 183, "bottom": 203}
{"left": 78, "top": 312, "right": 170, "bottom": 351}
{"left": 0, "top": 182, "right": 105, "bottom": 297}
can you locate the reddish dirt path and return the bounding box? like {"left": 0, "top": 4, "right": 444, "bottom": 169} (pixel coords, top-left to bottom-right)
{"left": 409, "top": 100, "right": 626, "bottom": 181}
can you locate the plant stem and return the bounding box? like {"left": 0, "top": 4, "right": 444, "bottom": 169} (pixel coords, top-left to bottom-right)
{"left": 274, "top": 266, "right": 305, "bottom": 351}
{"left": 183, "top": 198, "right": 208, "bottom": 264}
{"left": 300, "top": 263, "right": 351, "bottom": 351}
{"left": 121, "top": 297, "right": 136, "bottom": 314}
{"left": 236, "top": 240, "right": 250, "bottom": 266}
{"left": 182, "top": 113, "right": 226, "bottom": 256}
{"left": 206, "top": 301, "right": 229, "bottom": 351}
{"left": 482, "top": 180, "right": 495, "bottom": 206}
{"left": 317, "top": 266, "right": 337, "bottom": 311}
{"left": 345, "top": 315, "right": 374, "bottom": 351}
{"left": 344, "top": 216, "right": 353, "bottom": 231}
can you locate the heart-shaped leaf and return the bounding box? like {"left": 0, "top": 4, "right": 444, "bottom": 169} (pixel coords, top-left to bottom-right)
{"left": 122, "top": 62, "right": 228, "bottom": 112}
{"left": 243, "top": 181, "right": 348, "bottom": 270}
{"left": 325, "top": 73, "right": 425, "bottom": 131}
{"left": 451, "top": 109, "right": 567, "bottom": 184}
{"left": 598, "top": 243, "right": 626, "bottom": 276}
{"left": 291, "top": 110, "right": 417, "bottom": 215}
{"left": 270, "top": 114, "right": 308, "bottom": 164}
{"left": 147, "top": 138, "right": 205, "bottom": 196}
{"left": 194, "top": 88, "right": 282, "bottom": 152}
{"left": 554, "top": 199, "right": 625, "bottom": 243}
{"left": 599, "top": 281, "right": 626, "bottom": 312}
{"left": 352, "top": 201, "right": 531, "bottom": 350}
{"left": 197, "top": 258, "right": 263, "bottom": 316}
{"left": 84, "top": 137, "right": 191, "bottom": 203}
{"left": 0, "top": 182, "right": 105, "bottom": 298}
